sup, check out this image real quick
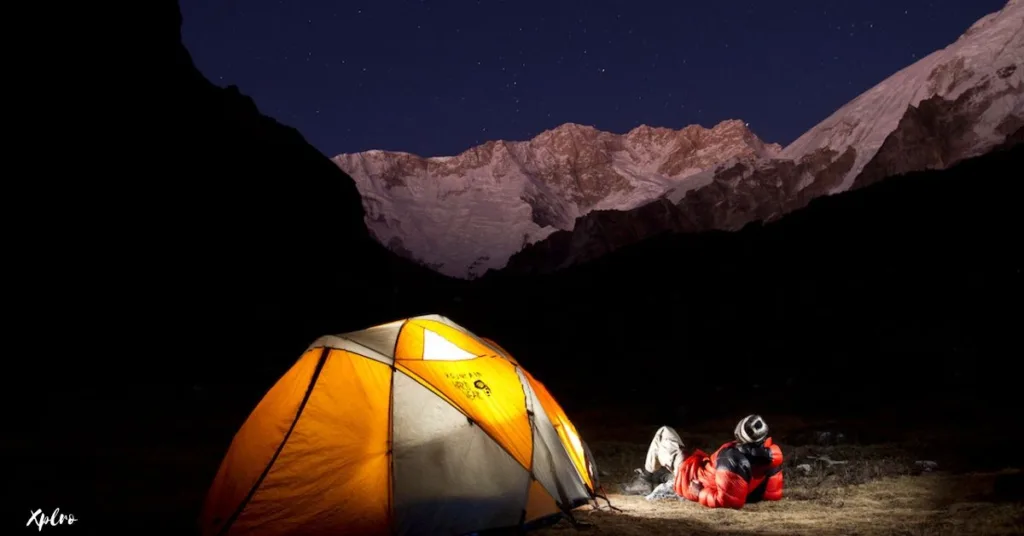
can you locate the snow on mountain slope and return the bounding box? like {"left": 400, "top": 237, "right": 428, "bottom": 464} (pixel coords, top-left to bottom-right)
{"left": 337, "top": 1, "right": 1020, "bottom": 279}
{"left": 782, "top": 0, "right": 1024, "bottom": 192}
{"left": 332, "top": 120, "right": 780, "bottom": 278}
{"left": 502, "top": 0, "right": 1023, "bottom": 276}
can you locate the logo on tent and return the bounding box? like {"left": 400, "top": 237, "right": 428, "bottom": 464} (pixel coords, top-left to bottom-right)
{"left": 473, "top": 379, "right": 492, "bottom": 396}
{"left": 446, "top": 371, "right": 492, "bottom": 399}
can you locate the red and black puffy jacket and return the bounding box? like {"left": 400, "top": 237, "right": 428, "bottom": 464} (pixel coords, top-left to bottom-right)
{"left": 674, "top": 437, "right": 784, "bottom": 508}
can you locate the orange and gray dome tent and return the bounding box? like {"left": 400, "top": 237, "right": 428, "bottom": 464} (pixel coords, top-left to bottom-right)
{"left": 200, "top": 314, "right": 597, "bottom": 536}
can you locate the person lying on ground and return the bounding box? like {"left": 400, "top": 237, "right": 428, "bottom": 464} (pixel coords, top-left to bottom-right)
{"left": 622, "top": 425, "right": 686, "bottom": 495}
{"left": 624, "top": 414, "right": 784, "bottom": 509}
{"left": 677, "top": 414, "right": 784, "bottom": 508}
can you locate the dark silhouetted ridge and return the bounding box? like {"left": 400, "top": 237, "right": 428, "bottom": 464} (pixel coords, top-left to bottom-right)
{"left": 459, "top": 143, "right": 1023, "bottom": 421}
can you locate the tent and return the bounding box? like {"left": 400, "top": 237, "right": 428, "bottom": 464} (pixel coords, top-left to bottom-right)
{"left": 200, "top": 314, "right": 597, "bottom": 536}
{"left": 480, "top": 336, "right": 599, "bottom": 497}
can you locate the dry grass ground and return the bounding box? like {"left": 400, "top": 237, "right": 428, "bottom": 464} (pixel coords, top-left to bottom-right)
{"left": 533, "top": 415, "right": 1024, "bottom": 536}
{"left": 11, "top": 400, "right": 1023, "bottom": 534}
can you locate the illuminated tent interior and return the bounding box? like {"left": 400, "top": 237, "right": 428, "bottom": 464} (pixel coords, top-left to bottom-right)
{"left": 200, "top": 314, "right": 597, "bottom": 535}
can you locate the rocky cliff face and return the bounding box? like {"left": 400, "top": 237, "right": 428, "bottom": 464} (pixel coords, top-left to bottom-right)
{"left": 671, "top": 147, "right": 859, "bottom": 231}
{"left": 333, "top": 120, "right": 780, "bottom": 278}
{"left": 854, "top": 79, "right": 1024, "bottom": 189}
{"left": 503, "top": 147, "right": 859, "bottom": 273}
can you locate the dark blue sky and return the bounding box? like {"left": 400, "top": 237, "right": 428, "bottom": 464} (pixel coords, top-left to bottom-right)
{"left": 180, "top": 0, "right": 1008, "bottom": 158}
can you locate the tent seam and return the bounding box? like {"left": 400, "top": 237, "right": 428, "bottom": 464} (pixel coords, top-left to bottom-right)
{"left": 216, "top": 346, "right": 331, "bottom": 536}
{"left": 387, "top": 360, "right": 396, "bottom": 536}
{"left": 394, "top": 363, "right": 534, "bottom": 474}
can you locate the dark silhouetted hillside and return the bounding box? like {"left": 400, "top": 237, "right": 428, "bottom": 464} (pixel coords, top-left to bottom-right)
{"left": 460, "top": 143, "right": 1022, "bottom": 422}
{"left": 10, "top": 1, "right": 455, "bottom": 528}
{"left": 98, "top": 2, "right": 455, "bottom": 390}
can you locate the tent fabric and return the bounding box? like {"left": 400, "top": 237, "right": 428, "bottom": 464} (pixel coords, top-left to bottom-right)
{"left": 524, "top": 371, "right": 595, "bottom": 494}
{"left": 481, "top": 337, "right": 597, "bottom": 495}
{"left": 201, "top": 314, "right": 593, "bottom": 536}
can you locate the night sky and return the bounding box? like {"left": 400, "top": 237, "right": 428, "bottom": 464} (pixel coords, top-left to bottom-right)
{"left": 180, "top": 0, "right": 1008, "bottom": 158}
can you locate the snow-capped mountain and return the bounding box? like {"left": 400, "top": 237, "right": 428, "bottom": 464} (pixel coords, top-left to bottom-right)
{"left": 333, "top": 120, "right": 780, "bottom": 278}
{"left": 782, "top": 0, "right": 1023, "bottom": 192}
{"left": 335, "top": 0, "right": 1021, "bottom": 279}
{"left": 502, "top": 0, "right": 1023, "bottom": 275}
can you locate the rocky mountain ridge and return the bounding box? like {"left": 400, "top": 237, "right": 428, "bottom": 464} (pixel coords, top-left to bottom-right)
{"left": 333, "top": 119, "right": 780, "bottom": 278}
{"left": 501, "top": 0, "right": 1023, "bottom": 275}
{"left": 336, "top": 0, "right": 1022, "bottom": 278}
